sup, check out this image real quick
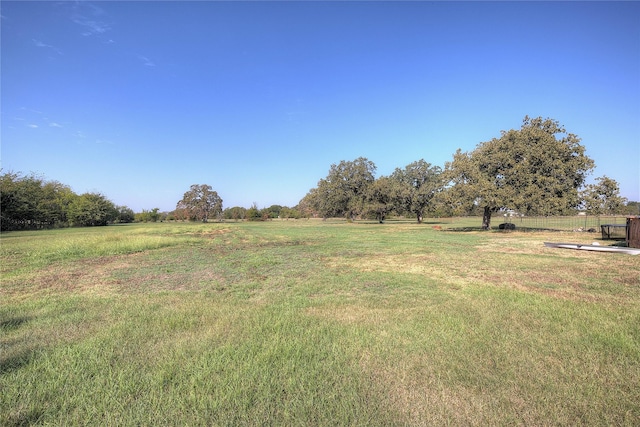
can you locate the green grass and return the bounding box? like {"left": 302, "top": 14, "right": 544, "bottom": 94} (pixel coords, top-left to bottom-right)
{"left": 1, "top": 220, "right": 639, "bottom": 425}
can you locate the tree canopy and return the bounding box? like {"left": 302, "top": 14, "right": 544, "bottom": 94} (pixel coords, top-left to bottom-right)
{"left": 445, "top": 116, "right": 595, "bottom": 229}
{"left": 364, "top": 176, "right": 400, "bottom": 223}
{"left": 0, "top": 171, "right": 127, "bottom": 231}
{"left": 176, "top": 184, "right": 223, "bottom": 222}
{"left": 308, "top": 157, "right": 377, "bottom": 220}
{"left": 301, "top": 158, "right": 446, "bottom": 222}
{"left": 390, "top": 160, "right": 443, "bottom": 223}
{"left": 581, "top": 176, "right": 627, "bottom": 215}
{"left": 66, "top": 192, "right": 118, "bottom": 227}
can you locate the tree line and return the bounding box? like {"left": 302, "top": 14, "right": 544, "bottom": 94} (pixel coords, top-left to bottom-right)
{"left": 174, "top": 117, "right": 632, "bottom": 229}
{"left": 173, "top": 185, "right": 303, "bottom": 222}
{"left": 0, "top": 171, "right": 135, "bottom": 231}
{"left": 298, "top": 117, "right": 631, "bottom": 229}
{"left": 2, "top": 117, "right": 634, "bottom": 231}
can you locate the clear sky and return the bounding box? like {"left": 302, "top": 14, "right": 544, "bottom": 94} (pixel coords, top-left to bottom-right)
{"left": 2, "top": 1, "right": 639, "bottom": 212}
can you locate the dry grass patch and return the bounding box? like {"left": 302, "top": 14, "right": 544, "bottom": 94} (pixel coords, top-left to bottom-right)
{"left": 1, "top": 250, "right": 228, "bottom": 298}
{"left": 320, "top": 229, "right": 640, "bottom": 304}
{"left": 323, "top": 253, "right": 438, "bottom": 274}
{"left": 360, "top": 353, "right": 513, "bottom": 426}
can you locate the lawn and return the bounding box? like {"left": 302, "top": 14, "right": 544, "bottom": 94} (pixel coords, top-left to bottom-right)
{"left": 1, "top": 220, "right": 639, "bottom": 426}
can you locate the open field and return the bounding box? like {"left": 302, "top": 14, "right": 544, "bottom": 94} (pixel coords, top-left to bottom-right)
{"left": 1, "top": 220, "right": 639, "bottom": 426}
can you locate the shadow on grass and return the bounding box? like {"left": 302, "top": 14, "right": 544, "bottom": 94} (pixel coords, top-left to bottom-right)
{"left": 443, "top": 227, "right": 556, "bottom": 233}
{"left": 445, "top": 227, "right": 485, "bottom": 232}
{"left": 0, "top": 316, "right": 31, "bottom": 332}
{"left": 445, "top": 226, "right": 590, "bottom": 233}
{"left": 1, "top": 316, "right": 36, "bottom": 375}
{"left": 610, "top": 241, "right": 634, "bottom": 248}
{"left": 0, "top": 350, "right": 36, "bottom": 375}
{"left": 357, "top": 219, "right": 453, "bottom": 226}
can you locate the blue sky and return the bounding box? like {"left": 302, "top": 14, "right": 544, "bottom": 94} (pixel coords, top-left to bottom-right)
{"left": 2, "top": 1, "right": 639, "bottom": 212}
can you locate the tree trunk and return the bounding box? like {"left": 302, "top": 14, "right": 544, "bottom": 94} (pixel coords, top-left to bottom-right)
{"left": 482, "top": 206, "right": 492, "bottom": 230}
{"left": 415, "top": 209, "right": 423, "bottom": 224}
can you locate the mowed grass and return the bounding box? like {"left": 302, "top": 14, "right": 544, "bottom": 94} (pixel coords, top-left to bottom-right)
{"left": 1, "top": 220, "right": 639, "bottom": 426}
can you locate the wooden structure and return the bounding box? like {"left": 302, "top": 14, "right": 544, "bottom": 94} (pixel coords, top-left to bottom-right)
{"left": 628, "top": 217, "right": 640, "bottom": 249}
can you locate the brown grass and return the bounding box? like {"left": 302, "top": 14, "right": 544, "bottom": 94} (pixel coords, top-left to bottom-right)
{"left": 1, "top": 249, "right": 228, "bottom": 299}
{"left": 321, "top": 229, "right": 640, "bottom": 305}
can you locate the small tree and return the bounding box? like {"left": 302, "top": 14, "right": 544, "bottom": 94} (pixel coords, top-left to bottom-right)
{"left": 116, "top": 206, "right": 135, "bottom": 223}
{"left": 280, "top": 206, "right": 301, "bottom": 219}
{"left": 621, "top": 201, "right": 640, "bottom": 216}
{"left": 223, "top": 206, "right": 247, "bottom": 221}
{"left": 581, "top": 176, "right": 627, "bottom": 215}
{"left": 176, "top": 184, "right": 223, "bottom": 222}
{"left": 246, "top": 203, "right": 265, "bottom": 221}
{"left": 265, "top": 205, "right": 283, "bottom": 219}
{"left": 135, "top": 208, "right": 161, "bottom": 223}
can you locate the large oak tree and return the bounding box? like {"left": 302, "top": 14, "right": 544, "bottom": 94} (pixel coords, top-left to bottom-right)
{"left": 364, "top": 176, "right": 400, "bottom": 223}
{"left": 391, "top": 160, "right": 443, "bottom": 223}
{"left": 445, "top": 117, "right": 594, "bottom": 229}
{"left": 309, "top": 157, "right": 376, "bottom": 220}
{"left": 176, "top": 184, "right": 223, "bottom": 222}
